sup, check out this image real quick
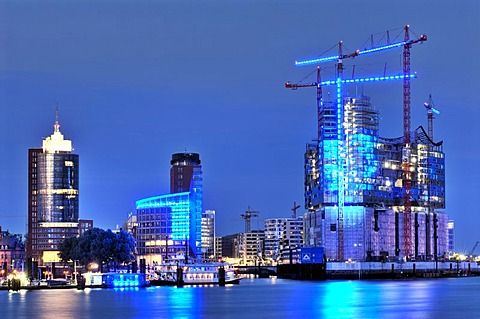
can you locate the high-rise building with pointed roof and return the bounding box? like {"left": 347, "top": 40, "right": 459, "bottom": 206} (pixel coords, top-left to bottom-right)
{"left": 27, "top": 108, "right": 79, "bottom": 277}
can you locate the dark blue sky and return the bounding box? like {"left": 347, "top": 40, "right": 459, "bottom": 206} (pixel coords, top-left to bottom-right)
{"left": 0, "top": 1, "right": 478, "bottom": 251}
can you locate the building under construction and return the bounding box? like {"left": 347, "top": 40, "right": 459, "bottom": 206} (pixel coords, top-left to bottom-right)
{"left": 289, "top": 26, "right": 449, "bottom": 262}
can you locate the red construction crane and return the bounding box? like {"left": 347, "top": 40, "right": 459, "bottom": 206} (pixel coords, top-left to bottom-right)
{"left": 402, "top": 25, "right": 427, "bottom": 259}
{"left": 286, "top": 67, "right": 323, "bottom": 141}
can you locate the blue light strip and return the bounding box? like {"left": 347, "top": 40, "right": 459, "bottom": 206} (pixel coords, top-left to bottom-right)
{"left": 136, "top": 192, "right": 190, "bottom": 208}
{"left": 320, "top": 73, "right": 416, "bottom": 86}
{"left": 336, "top": 76, "right": 343, "bottom": 206}
{"left": 357, "top": 41, "right": 406, "bottom": 55}
{"left": 336, "top": 78, "right": 342, "bottom": 137}
{"left": 295, "top": 40, "right": 407, "bottom": 66}
{"left": 295, "top": 55, "right": 339, "bottom": 66}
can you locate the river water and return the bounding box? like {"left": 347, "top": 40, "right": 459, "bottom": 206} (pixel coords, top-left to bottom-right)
{"left": 2, "top": 276, "right": 480, "bottom": 318}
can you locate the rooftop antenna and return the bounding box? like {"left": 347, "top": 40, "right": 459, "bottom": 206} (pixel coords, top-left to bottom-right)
{"left": 54, "top": 102, "right": 60, "bottom": 132}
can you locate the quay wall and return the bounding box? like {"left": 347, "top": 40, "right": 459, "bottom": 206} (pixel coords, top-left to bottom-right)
{"left": 278, "top": 261, "right": 480, "bottom": 280}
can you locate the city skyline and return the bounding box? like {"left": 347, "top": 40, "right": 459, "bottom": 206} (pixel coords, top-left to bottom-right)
{"left": 0, "top": 1, "right": 479, "bottom": 251}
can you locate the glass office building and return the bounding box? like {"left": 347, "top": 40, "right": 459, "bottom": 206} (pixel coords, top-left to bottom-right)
{"left": 135, "top": 152, "right": 203, "bottom": 265}
{"left": 136, "top": 192, "right": 202, "bottom": 264}
{"left": 27, "top": 112, "right": 79, "bottom": 271}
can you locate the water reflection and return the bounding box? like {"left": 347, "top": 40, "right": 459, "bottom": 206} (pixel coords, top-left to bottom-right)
{"left": 2, "top": 277, "right": 480, "bottom": 318}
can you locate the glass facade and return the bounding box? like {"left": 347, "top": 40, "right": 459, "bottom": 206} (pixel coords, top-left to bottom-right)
{"left": 37, "top": 153, "right": 79, "bottom": 223}
{"left": 304, "top": 94, "right": 447, "bottom": 261}
{"left": 36, "top": 153, "right": 79, "bottom": 254}
{"left": 306, "top": 95, "right": 446, "bottom": 210}
{"left": 314, "top": 96, "right": 381, "bottom": 206}
{"left": 136, "top": 191, "right": 202, "bottom": 261}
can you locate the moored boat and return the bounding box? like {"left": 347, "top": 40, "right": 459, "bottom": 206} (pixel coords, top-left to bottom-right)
{"left": 81, "top": 272, "right": 148, "bottom": 288}
{"left": 149, "top": 262, "right": 241, "bottom": 286}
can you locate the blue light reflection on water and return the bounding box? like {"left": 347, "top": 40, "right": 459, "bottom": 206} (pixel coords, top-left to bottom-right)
{"left": 3, "top": 277, "right": 480, "bottom": 318}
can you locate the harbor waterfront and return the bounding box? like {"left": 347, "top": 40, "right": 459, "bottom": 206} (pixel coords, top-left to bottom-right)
{"left": 3, "top": 276, "right": 480, "bottom": 318}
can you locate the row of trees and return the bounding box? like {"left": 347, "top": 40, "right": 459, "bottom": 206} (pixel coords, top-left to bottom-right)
{"left": 58, "top": 228, "right": 135, "bottom": 272}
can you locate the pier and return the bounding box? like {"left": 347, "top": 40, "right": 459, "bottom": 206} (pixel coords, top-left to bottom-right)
{"left": 277, "top": 261, "right": 480, "bottom": 280}
{"left": 235, "top": 266, "right": 277, "bottom": 277}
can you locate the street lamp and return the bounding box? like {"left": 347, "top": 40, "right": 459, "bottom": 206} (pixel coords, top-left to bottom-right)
{"left": 89, "top": 262, "right": 99, "bottom": 272}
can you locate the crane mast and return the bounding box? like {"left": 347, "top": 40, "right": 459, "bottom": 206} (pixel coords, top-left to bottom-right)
{"left": 424, "top": 94, "right": 439, "bottom": 141}
{"left": 316, "top": 67, "right": 322, "bottom": 142}
{"left": 241, "top": 206, "right": 259, "bottom": 233}
{"left": 427, "top": 94, "right": 434, "bottom": 141}
{"left": 335, "top": 41, "right": 345, "bottom": 261}
{"left": 423, "top": 93, "right": 439, "bottom": 259}
{"left": 403, "top": 25, "right": 412, "bottom": 145}
{"left": 291, "top": 201, "right": 301, "bottom": 219}
{"left": 401, "top": 25, "right": 428, "bottom": 259}
{"left": 402, "top": 25, "right": 413, "bottom": 259}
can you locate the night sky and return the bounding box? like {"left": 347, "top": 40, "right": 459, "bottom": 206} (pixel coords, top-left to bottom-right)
{"left": 0, "top": 1, "right": 478, "bottom": 251}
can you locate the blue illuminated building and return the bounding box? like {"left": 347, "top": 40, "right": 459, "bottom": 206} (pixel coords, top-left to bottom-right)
{"left": 303, "top": 94, "right": 447, "bottom": 261}
{"left": 135, "top": 153, "right": 203, "bottom": 265}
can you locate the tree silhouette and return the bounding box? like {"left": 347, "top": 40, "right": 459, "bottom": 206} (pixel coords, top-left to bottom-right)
{"left": 58, "top": 228, "right": 136, "bottom": 272}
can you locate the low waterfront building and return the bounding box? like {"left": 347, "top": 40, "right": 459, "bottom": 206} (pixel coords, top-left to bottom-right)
{"left": 220, "top": 233, "right": 241, "bottom": 259}
{"left": 264, "top": 218, "right": 304, "bottom": 264}
{"left": 239, "top": 230, "right": 265, "bottom": 266}
{"left": 264, "top": 218, "right": 285, "bottom": 262}
{"left": 0, "top": 227, "right": 25, "bottom": 275}
{"left": 214, "top": 237, "right": 223, "bottom": 260}
{"left": 447, "top": 220, "right": 454, "bottom": 257}
{"left": 220, "top": 231, "right": 265, "bottom": 265}
{"left": 282, "top": 218, "right": 304, "bottom": 250}
{"left": 78, "top": 219, "right": 93, "bottom": 236}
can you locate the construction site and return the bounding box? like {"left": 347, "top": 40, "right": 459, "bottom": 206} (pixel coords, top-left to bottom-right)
{"left": 286, "top": 25, "right": 451, "bottom": 268}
